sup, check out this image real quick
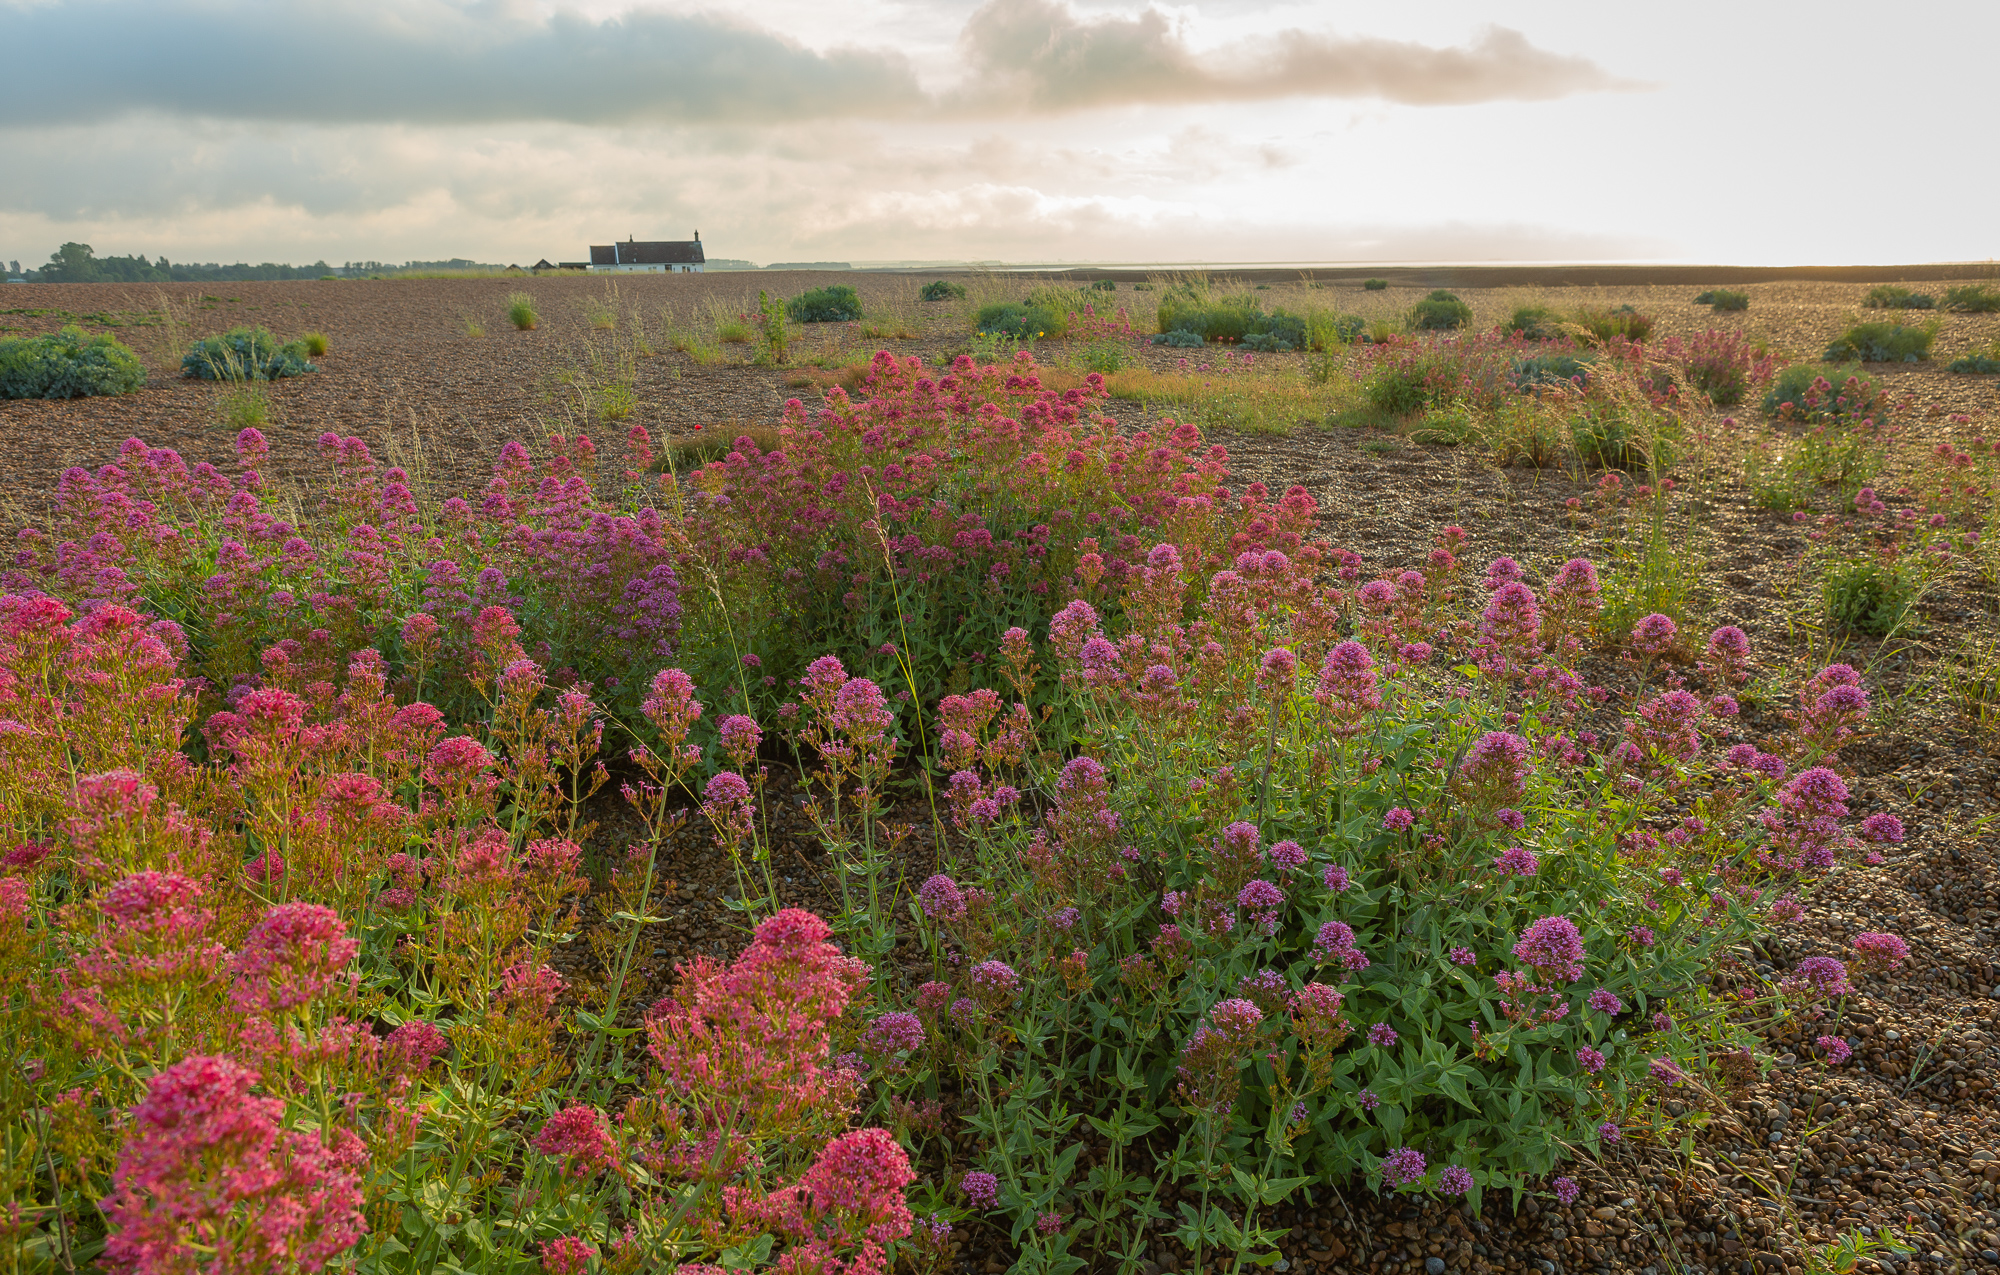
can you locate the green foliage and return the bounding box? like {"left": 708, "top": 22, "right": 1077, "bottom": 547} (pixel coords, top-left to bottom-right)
{"left": 1862, "top": 285, "right": 1934, "bottom": 310}
{"left": 1365, "top": 365, "right": 1436, "bottom": 416}
{"left": 976, "top": 301, "right": 1062, "bottom": 340}
{"left": 217, "top": 382, "right": 270, "bottom": 430}
{"left": 787, "top": 284, "right": 864, "bottom": 324}
{"left": 34, "top": 240, "right": 333, "bottom": 283}
{"left": 1760, "top": 363, "right": 1884, "bottom": 422}
{"left": 1363, "top": 278, "right": 1389, "bottom": 291}
{"left": 301, "top": 331, "right": 329, "bottom": 357}
{"left": 1308, "top": 313, "right": 1367, "bottom": 347}
{"left": 1074, "top": 340, "right": 1134, "bottom": 373}
{"left": 181, "top": 327, "right": 315, "bottom": 380}
{"left": 1132, "top": 282, "right": 1155, "bottom": 292}
{"left": 716, "top": 318, "right": 754, "bottom": 343}
{"left": 1156, "top": 287, "right": 1261, "bottom": 342}
{"left": 1573, "top": 305, "right": 1655, "bottom": 344}
{"left": 920, "top": 279, "right": 967, "bottom": 301}
{"left": 1823, "top": 320, "right": 1936, "bottom": 363}
{"left": 756, "top": 290, "right": 791, "bottom": 364}
{"left": 1152, "top": 329, "right": 1204, "bottom": 348}
{"left": 1947, "top": 352, "right": 2000, "bottom": 374}
{"left": 1505, "top": 305, "right": 1561, "bottom": 340}
{"left": 1089, "top": 278, "right": 1118, "bottom": 292}
{"left": 1409, "top": 290, "right": 1473, "bottom": 331}
{"left": 1511, "top": 353, "right": 1594, "bottom": 389}
{"left": 1694, "top": 289, "right": 1750, "bottom": 312}
{"left": 1569, "top": 400, "right": 1677, "bottom": 472}
{"left": 1942, "top": 284, "right": 2000, "bottom": 313}
{"left": 1824, "top": 558, "right": 1919, "bottom": 636}
{"left": 506, "top": 292, "right": 539, "bottom": 330}
{"left": 0, "top": 325, "right": 147, "bottom": 399}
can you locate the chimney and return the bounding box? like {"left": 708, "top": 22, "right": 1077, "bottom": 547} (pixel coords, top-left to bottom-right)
{"left": 694, "top": 230, "right": 700, "bottom": 241}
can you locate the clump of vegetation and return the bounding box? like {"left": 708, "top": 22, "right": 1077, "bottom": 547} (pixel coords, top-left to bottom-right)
{"left": 919, "top": 279, "right": 966, "bottom": 302}
{"left": 506, "top": 292, "right": 539, "bottom": 330}
{"left": 216, "top": 382, "right": 270, "bottom": 431}
{"left": 1151, "top": 329, "right": 1203, "bottom": 348}
{"left": 1089, "top": 278, "right": 1117, "bottom": 292}
{"left": 1823, "top": 320, "right": 1937, "bottom": 363}
{"left": 1825, "top": 558, "right": 1920, "bottom": 636}
{"left": 1573, "top": 305, "right": 1655, "bottom": 344}
{"left": 181, "top": 327, "right": 316, "bottom": 380}
{"left": 1943, "top": 284, "right": 2000, "bottom": 313}
{"left": 301, "top": 331, "right": 330, "bottom": 357}
{"left": 1947, "top": 342, "right": 2000, "bottom": 374}
{"left": 1132, "top": 281, "right": 1155, "bottom": 291}
{"left": 0, "top": 325, "right": 148, "bottom": 399}
{"left": 716, "top": 317, "right": 754, "bottom": 344}
{"left": 1694, "top": 289, "right": 1750, "bottom": 312}
{"left": 1511, "top": 352, "right": 1594, "bottom": 389}
{"left": 975, "top": 301, "right": 1063, "bottom": 340}
{"left": 1862, "top": 285, "right": 1935, "bottom": 310}
{"left": 1155, "top": 284, "right": 1313, "bottom": 349}
{"left": 1655, "top": 328, "right": 1780, "bottom": 407}
{"left": 1363, "top": 277, "right": 1389, "bottom": 291}
{"left": 1310, "top": 313, "right": 1368, "bottom": 347}
{"left": 1505, "top": 305, "right": 1561, "bottom": 340}
{"left": 1760, "top": 363, "right": 1884, "bottom": 421}
{"left": 788, "top": 284, "right": 864, "bottom": 324}
{"left": 1409, "top": 289, "right": 1473, "bottom": 331}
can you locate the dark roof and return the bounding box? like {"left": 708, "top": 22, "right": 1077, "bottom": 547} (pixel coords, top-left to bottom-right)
{"left": 532, "top": 258, "right": 556, "bottom": 270}
{"left": 589, "top": 240, "right": 705, "bottom": 266}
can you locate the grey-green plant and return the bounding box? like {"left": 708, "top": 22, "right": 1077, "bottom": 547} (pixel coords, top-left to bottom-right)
{"left": 181, "top": 327, "right": 315, "bottom": 380}
{"left": 1409, "top": 290, "right": 1472, "bottom": 331}
{"left": 0, "top": 326, "right": 147, "bottom": 399}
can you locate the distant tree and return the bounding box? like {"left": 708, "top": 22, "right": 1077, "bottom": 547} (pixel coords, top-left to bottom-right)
{"left": 43, "top": 242, "right": 101, "bottom": 283}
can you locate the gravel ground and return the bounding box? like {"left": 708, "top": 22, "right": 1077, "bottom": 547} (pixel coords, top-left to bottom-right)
{"left": 7, "top": 273, "right": 2000, "bottom": 1275}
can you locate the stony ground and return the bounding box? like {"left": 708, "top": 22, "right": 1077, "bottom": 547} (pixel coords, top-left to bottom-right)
{"left": 6, "top": 271, "right": 2000, "bottom": 1275}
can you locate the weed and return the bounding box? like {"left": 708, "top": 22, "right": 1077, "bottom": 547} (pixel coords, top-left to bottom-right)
{"left": 788, "top": 285, "right": 864, "bottom": 324}
{"left": 756, "top": 290, "right": 791, "bottom": 364}
{"left": 975, "top": 302, "right": 1062, "bottom": 340}
{"left": 1090, "top": 278, "right": 1117, "bottom": 292}
{"left": 1410, "top": 290, "right": 1473, "bottom": 331}
{"left": 920, "top": 279, "right": 967, "bottom": 301}
{"left": 507, "top": 292, "right": 539, "bottom": 330}
{"left": 1655, "top": 328, "right": 1779, "bottom": 407}
{"left": 1947, "top": 349, "right": 2000, "bottom": 374}
{"left": 1573, "top": 305, "right": 1656, "bottom": 344}
{"left": 717, "top": 319, "right": 754, "bottom": 344}
{"left": 583, "top": 295, "right": 617, "bottom": 330}
{"left": 1506, "top": 304, "right": 1562, "bottom": 340}
{"left": 1823, "top": 559, "right": 1919, "bottom": 636}
{"left": 1132, "top": 281, "right": 1154, "bottom": 291}
{"left": 1694, "top": 289, "right": 1750, "bottom": 312}
{"left": 1363, "top": 277, "right": 1389, "bottom": 290}
{"left": 1942, "top": 283, "right": 2000, "bottom": 313}
{"left": 216, "top": 381, "right": 271, "bottom": 430}
{"left": 1823, "top": 320, "right": 1937, "bottom": 363}
{"left": 300, "top": 331, "right": 330, "bottom": 357}
{"left": 463, "top": 316, "right": 486, "bottom": 337}
{"left": 1359, "top": 436, "right": 1401, "bottom": 454}
{"left": 598, "top": 382, "right": 637, "bottom": 421}
{"left": 1761, "top": 364, "right": 1885, "bottom": 422}
{"left": 1512, "top": 352, "right": 1595, "bottom": 389}
{"left": 1862, "top": 285, "right": 1934, "bottom": 310}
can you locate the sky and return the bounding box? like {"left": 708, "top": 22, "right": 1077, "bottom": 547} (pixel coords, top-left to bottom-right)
{"left": 2, "top": 0, "right": 1995, "bottom": 269}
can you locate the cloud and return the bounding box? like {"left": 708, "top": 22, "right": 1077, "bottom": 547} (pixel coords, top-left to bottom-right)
{"left": 0, "top": 0, "right": 1637, "bottom": 129}
{"left": 0, "top": 0, "right": 926, "bottom": 126}
{"left": 955, "top": 1, "right": 1644, "bottom": 110}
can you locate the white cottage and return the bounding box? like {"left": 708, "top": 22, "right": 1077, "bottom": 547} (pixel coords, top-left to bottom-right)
{"left": 589, "top": 233, "right": 705, "bottom": 274}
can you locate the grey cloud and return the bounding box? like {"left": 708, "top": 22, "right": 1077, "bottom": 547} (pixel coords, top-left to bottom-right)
{"left": 0, "top": 0, "right": 1636, "bottom": 130}
{"left": 957, "top": 0, "right": 1644, "bottom": 109}
{"left": 0, "top": 0, "right": 926, "bottom": 126}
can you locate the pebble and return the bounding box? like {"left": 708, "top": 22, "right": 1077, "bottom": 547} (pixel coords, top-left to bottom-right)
{"left": 1425, "top": 1260, "right": 1445, "bottom": 1275}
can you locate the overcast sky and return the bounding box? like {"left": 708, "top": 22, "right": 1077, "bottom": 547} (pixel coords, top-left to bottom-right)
{"left": 3, "top": 0, "right": 1994, "bottom": 268}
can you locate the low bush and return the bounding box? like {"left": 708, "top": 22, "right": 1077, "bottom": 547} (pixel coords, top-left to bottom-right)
{"left": 920, "top": 279, "right": 967, "bottom": 301}
{"left": 1573, "top": 306, "right": 1655, "bottom": 344}
{"left": 1943, "top": 284, "right": 2000, "bottom": 313}
{"left": 716, "top": 318, "right": 754, "bottom": 344}
{"left": 506, "top": 292, "right": 538, "bottom": 330}
{"left": 1862, "top": 285, "right": 1934, "bottom": 310}
{"left": 1654, "top": 329, "right": 1779, "bottom": 407}
{"left": 1311, "top": 313, "right": 1368, "bottom": 346}
{"left": 1694, "top": 289, "right": 1750, "bottom": 312}
{"left": 1410, "top": 290, "right": 1473, "bottom": 331}
{"left": 1152, "top": 329, "right": 1204, "bottom": 348}
{"left": 1823, "top": 320, "right": 1936, "bottom": 363}
{"left": 1363, "top": 278, "right": 1389, "bottom": 291}
{"left": 181, "top": 327, "right": 316, "bottom": 380}
{"left": 975, "top": 301, "right": 1063, "bottom": 340}
{"left": 1090, "top": 278, "right": 1118, "bottom": 292}
{"left": 1157, "top": 288, "right": 1262, "bottom": 342}
{"left": 1505, "top": 305, "right": 1561, "bottom": 340}
{"left": 1240, "top": 332, "right": 1293, "bottom": 352}
{"left": 0, "top": 325, "right": 147, "bottom": 399}
{"left": 1511, "top": 352, "right": 1594, "bottom": 389}
{"left": 1825, "top": 557, "right": 1920, "bottom": 636}
{"left": 1948, "top": 350, "right": 2000, "bottom": 374}
{"left": 1760, "top": 363, "right": 1885, "bottom": 422}
{"left": 301, "top": 331, "right": 330, "bottom": 357}
{"left": 788, "top": 284, "right": 865, "bottom": 323}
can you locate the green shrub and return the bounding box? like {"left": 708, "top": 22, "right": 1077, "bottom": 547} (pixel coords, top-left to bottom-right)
{"left": 1240, "top": 332, "right": 1291, "bottom": 352}
{"left": 1505, "top": 305, "right": 1561, "bottom": 340}
{"left": 1760, "top": 363, "right": 1884, "bottom": 421}
{"left": 1309, "top": 313, "right": 1368, "bottom": 347}
{"left": 506, "top": 293, "right": 538, "bottom": 330}
{"left": 1511, "top": 352, "right": 1595, "bottom": 388}
{"left": 1569, "top": 400, "right": 1675, "bottom": 471}
{"left": 1363, "top": 278, "right": 1389, "bottom": 291}
{"left": 1825, "top": 558, "right": 1919, "bottom": 636}
{"left": 1573, "top": 305, "right": 1655, "bottom": 344}
{"left": 1156, "top": 288, "right": 1260, "bottom": 342}
{"left": 1823, "top": 320, "right": 1936, "bottom": 363}
{"left": 1364, "top": 365, "right": 1435, "bottom": 415}
{"left": 181, "top": 327, "right": 315, "bottom": 380}
{"left": 0, "top": 325, "right": 147, "bottom": 399}
{"left": 1132, "top": 282, "right": 1154, "bottom": 292}
{"left": 301, "top": 331, "right": 330, "bottom": 357}
{"left": 1409, "top": 290, "right": 1472, "bottom": 331}
{"left": 787, "top": 284, "right": 864, "bottom": 324}
{"left": 1943, "top": 284, "right": 2000, "bottom": 313}
{"left": 1694, "top": 289, "right": 1749, "bottom": 312}
{"left": 1151, "top": 329, "right": 1203, "bottom": 348}
{"left": 1948, "top": 351, "right": 2000, "bottom": 374}
{"left": 919, "top": 279, "right": 966, "bottom": 302}
{"left": 1089, "top": 278, "right": 1117, "bottom": 292}
{"left": 1862, "top": 285, "right": 1934, "bottom": 310}
{"left": 975, "top": 302, "right": 1062, "bottom": 340}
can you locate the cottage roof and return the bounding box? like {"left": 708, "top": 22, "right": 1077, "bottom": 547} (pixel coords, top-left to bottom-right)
{"left": 589, "top": 239, "right": 705, "bottom": 266}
